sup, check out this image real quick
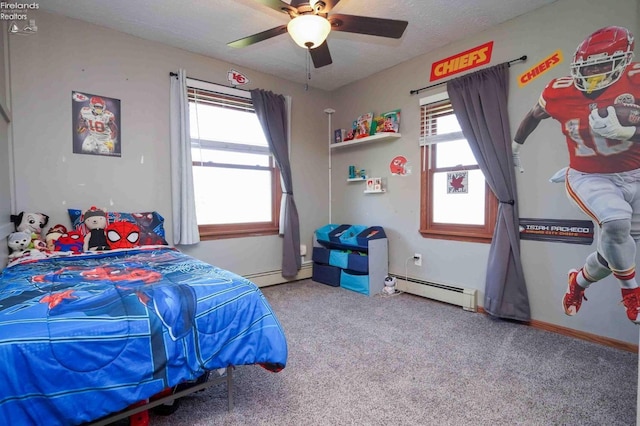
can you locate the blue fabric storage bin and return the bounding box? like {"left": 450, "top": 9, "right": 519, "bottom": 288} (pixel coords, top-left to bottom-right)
{"left": 312, "top": 263, "right": 341, "bottom": 287}
{"left": 327, "top": 224, "right": 353, "bottom": 244}
{"left": 356, "top": 226, "right": 386, "bottom": 246}
{"left": 315, "top": 224, "right": 340, "bottom": 243}
{"left": 340, "top": 270, "right": 369, "bottom": 295}
{"left": 346, "top": 252, "right": 368, "bottom": 273}
{"left": 338, "top": 225, "right": 368, "bottom": 247}
{"left": 328, "top": 250, "right": 368, "bottom": 272}
{"left": 312, "top": 247, "right": 331, "bottom": 265}
{"left": 328, "top": 250, "right": 349, "bottom": 269}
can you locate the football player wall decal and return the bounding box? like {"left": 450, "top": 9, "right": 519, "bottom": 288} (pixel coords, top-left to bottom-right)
{"left": 512, "top": 25, "right": 640, "bottom": 324}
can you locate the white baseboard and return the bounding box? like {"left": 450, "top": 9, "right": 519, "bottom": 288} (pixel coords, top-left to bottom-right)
{"left": 243, "top": 261, "right": 313, "bottom": 287}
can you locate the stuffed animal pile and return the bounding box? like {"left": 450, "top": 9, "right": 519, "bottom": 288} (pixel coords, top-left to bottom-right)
{"left": 10, "top": 212, "right": 49, "bottom": 251}
{"left": 7, "top": 207, "right": 146, "bottom": 261}
{"left": 7, "top": 212, "right": 50, "bottom": 259}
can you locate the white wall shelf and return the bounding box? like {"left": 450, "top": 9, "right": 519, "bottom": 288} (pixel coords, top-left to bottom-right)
{"left": 330, "top": 132, "right": 401, "bottom": 149}
{"left": 347, "top": 177, "right": 367, "bottom": 182}
{"left": 364, "top": 189, "right": 386, "bottom": 194}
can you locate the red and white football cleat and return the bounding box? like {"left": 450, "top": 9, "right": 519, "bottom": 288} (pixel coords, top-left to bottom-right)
{"left": 562, "top": 269, "right": 587, "bottom": 316}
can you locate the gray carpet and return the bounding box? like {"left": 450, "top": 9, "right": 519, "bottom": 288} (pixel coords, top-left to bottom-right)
{"left": 150, "top": 279, "right": 637, "bottom": 425}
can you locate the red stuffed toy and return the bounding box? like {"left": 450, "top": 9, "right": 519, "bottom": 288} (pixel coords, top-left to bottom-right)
{"left": 106, "top": 221, "right": 140, "bottom": 250}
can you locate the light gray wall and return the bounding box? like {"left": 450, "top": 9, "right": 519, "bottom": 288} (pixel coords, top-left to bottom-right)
{"left": 331, "top": 0, "right": 640, "bottom": 344}
{"left": 8, "top": 10, "right": 330, "bottom": 276}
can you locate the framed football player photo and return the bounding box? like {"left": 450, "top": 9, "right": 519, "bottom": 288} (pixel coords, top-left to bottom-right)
{"left": 72, "top": 91, "right": 121, "bottom": 157}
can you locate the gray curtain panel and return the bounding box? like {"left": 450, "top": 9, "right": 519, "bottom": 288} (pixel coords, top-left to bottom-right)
{"left": 250, "top": 89, "right": 301, "bottom": 278}
{"left": 169, "top": 69, "right": 200, "bottom": 245}
{"left": 446, "top": 63, "right": 530, "bottom": 321}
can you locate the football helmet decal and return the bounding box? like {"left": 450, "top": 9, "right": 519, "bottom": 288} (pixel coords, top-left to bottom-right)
{"left": 89, "top": 96, "right": 105, "bottom": 115}
{"left": 570, "top": 26, "right": 635, "bottom": 93}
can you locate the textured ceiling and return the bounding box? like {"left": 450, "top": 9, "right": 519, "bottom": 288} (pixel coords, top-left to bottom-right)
{"left": 38, "top": 0, "right": 558, "bottom": 91}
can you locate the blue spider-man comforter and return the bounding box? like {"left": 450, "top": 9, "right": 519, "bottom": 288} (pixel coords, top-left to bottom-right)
{"left": 0, "top": 247, "right": 288, "bottom": 425}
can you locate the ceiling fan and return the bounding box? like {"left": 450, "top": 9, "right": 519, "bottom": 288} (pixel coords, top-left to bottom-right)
{"left": 228, "top": 0, "right": 408, "bottom": 68}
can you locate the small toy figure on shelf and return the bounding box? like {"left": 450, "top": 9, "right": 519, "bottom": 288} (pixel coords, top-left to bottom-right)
{"left": 344, "top": 128, "right": 355, "bottom": 141}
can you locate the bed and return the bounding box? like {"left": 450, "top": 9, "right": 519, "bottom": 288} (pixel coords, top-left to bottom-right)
{"left": 0, "top": 245, "right": 288, "bottom": 425}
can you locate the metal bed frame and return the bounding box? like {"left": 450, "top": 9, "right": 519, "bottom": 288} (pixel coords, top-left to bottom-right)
{"left": 87, "top": 366, "right": 234, "bottom": 426}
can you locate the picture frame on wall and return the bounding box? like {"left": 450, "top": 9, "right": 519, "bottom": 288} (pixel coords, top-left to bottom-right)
{"left": 72, "top": 91, "right": 121, "bottom": 157}
{"left": 373, "top": 177, "right": 382, "bottom": 191}
{"left": 366, "top": 178, "right": 375, "bottom": 191}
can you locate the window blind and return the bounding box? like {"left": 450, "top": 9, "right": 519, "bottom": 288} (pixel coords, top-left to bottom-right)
{"left": 187, "top": 88, "right": 254, "bottom": 113}
{"left": 419, "top": 99, "right": 459, "bottom": 146}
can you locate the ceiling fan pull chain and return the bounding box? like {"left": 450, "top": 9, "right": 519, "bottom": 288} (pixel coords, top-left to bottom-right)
{"left": 305, "top": 49, "right": 311, "bottom": 91}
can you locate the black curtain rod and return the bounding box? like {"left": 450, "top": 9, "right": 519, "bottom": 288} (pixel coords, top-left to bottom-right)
{"left": 169, "top": 72, "right": 250, "bottom": 93}
{"left": 409, "top": 55, "right": 527, "bottom": 95}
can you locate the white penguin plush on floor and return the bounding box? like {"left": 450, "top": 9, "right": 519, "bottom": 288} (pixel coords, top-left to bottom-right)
{"left": 383, "top": 276, "right": 397, "bottom": 295}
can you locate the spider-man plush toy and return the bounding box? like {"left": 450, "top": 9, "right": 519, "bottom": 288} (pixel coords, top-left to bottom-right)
{"left": 105, "top": 221, "right": 140, "bottom": 250}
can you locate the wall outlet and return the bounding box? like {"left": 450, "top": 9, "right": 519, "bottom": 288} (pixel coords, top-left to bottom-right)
{"left": 414, "top": 253, "right": 422, "bottom": 267}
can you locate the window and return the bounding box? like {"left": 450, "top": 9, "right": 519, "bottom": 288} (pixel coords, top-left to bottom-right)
{"left": 188, "top": 83, "right": 281, "bottom": 240}
{"left": 419, "top": 97, "right": 497, "bottom": 243}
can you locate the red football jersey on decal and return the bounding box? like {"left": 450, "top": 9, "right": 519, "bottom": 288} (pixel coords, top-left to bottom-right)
{"left": 540, "top": 62, "right": 640, "bottom": 173}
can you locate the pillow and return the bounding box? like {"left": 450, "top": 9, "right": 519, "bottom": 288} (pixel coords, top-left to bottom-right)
{"left": 68, "top": 209, "right": 168, "bottom": 246}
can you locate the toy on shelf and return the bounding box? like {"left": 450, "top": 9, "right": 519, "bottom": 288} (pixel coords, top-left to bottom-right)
{"left": 354, "top": 112, "right": 374, "bottom": 139}
{"left": 365, "top": 177, "right": 384, "bottom": 193}
{"left": 380, "top": 109, "right": 401, "bottom": 133}
{"left": 348, "top": 166, "right": 367, "bottom": 180}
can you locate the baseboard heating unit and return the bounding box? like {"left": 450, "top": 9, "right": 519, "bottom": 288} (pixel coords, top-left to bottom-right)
{"left": 390, "top": 274, "right": 477, "bottom": 312}
{"left": 244, "top": 261, "right": 313, "bottom": 287}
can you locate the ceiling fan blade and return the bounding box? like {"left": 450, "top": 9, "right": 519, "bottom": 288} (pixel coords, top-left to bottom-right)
{"left": 252, "top": 0, "right": 296, "bottom": 15}
{"left": 310, "top": 41, "right": 332, "bottom": 68}
{"left": 228, "top": 25, "right": 288, "bottom": 48}
{"left": 329, "top": 14, "right": 408, "bottom": 39}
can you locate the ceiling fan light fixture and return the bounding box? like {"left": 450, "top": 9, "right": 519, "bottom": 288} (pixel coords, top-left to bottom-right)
{"left": 287, "top": 14, "right": 331, "bottom": 49}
